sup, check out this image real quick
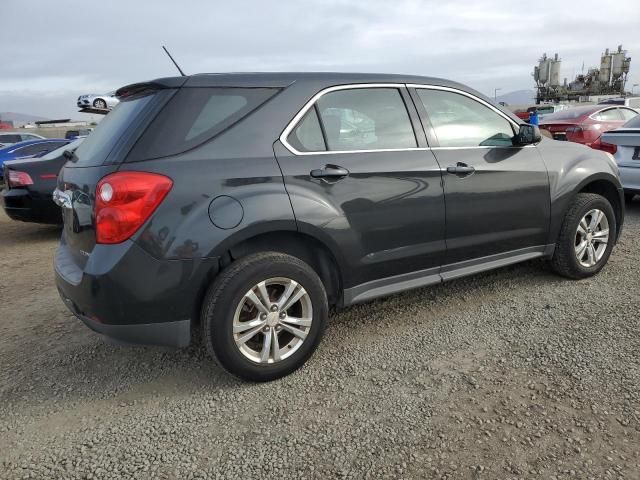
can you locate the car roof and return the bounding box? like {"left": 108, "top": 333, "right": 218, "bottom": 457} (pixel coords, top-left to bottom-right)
{"left": 119, "top": 71, "right": 487, "bottom": 97}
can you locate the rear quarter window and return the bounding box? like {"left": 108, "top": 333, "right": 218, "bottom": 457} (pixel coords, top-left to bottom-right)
{"left": 128, "top": 87, "right": 279, "bottom": 161}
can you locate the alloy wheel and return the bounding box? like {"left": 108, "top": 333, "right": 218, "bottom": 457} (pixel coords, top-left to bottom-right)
{"left": 232, "top": 277, "right": 313, "bottom": 364}
{"left": 575, "top": 208, "right": 609, "bottom": 267}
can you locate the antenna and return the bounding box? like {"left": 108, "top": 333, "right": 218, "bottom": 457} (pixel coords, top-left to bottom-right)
{"left": 162, "top": 46, "right": 186, "bottom": 76}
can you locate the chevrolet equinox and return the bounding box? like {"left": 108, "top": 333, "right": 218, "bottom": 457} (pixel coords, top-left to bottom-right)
{"left": 54, "top": 73, "right": 624, "bottom": 381}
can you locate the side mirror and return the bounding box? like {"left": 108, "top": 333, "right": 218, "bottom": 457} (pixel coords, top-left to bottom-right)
{"left": 514, "top": 124, "right": 542, "bottom": 146}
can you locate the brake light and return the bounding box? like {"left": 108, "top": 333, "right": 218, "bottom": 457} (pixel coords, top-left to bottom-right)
{"left": 95, "top": 172, "right": 172, "bottom": 244}
{"left": 7, "top": 170, "right": 34, "bottom": 188}
{"left": 590, "top": 137, "right": 617, "bottom": 155}
{"left": 39, "top": 173, "right": 57, "bottom": 180}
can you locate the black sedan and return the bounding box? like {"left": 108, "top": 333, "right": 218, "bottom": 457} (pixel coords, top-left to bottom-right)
{"left": 1, "top": 139, "right": 83, "bottom": 224}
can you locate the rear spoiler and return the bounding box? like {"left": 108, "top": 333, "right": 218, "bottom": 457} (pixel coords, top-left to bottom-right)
{"left": 116, "top": 76, "right": 188, "bottom": 99}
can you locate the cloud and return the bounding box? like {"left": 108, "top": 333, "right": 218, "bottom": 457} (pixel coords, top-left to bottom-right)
{"left": 2, "top": 0, "right": 639, "bottom": 118}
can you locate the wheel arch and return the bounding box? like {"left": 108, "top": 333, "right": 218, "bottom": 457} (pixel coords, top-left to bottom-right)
{"left": 225, "top": 230, "right": 343, "bottom": 308}
{"left": 576, "top": 175, "right": 624, "bottom": 241}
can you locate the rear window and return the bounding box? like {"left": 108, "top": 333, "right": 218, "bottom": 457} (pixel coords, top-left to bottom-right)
{"left": 41, "top": 138, "right": 84, "bottom": 160}
{"left": 128, "top": 87, "right": 279, "bottom": 161}
{"left": 0, "top": 134, "right": 22, "bottom": 144}
{"left": 72, "top": 93, "right": 156, "bottom": 167}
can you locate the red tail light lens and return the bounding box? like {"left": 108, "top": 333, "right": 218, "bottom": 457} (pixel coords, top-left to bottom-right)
{"left": 7, "top": 170, "right": 34, "bottom": 188}
{"left": 590, "top": 137, "right": 617, "bottom": 155}
{"left": 95, "top": 172, "right": 172, "bottom": 244}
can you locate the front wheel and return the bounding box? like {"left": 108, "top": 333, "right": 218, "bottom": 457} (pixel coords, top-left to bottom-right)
{"left": 93, "top": 98, "right": 107, "bottom": 109}
{"left": 201, "top": 252, "right": 328, "bottom": 381}
{"left": 550, "top": 193, "right": 616, "bottom": 279}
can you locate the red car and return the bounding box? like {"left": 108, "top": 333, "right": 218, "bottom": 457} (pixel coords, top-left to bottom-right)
{"left": 539, "top": 105, "right": 638, "bottom": 151}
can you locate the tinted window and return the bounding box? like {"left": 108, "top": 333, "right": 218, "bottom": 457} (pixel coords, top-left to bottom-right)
{"left": 287, "top": 108, "right": 326, "bottom": 152}
{"left": 21, "top": 134, "right": 41, "bottom": 141}
{"left": 593, "top": 108, "right": 622, "bottom": 121}
{"left": 73, "top": 93, "right": 156, "bottom": 167}
{"left": 40, "top": 138, "right": 84, "bottom": 160}
{"left": 130, "top": 87, "right": 279, "bottom": 160}
{"left": 0, "top": 134, "right": 22, "bottom": 144}
{"left": 416, "top": 89, "right": 515, "bottom": 147}
{"left": 619, "top": 108, "right": 638, "bottom": 121}
{"left": 315, "top": 88, "right": 416, "bottom": 151}
{"left": 622, "top": 114, "right": 640, "bottom": 128}
{"left": 16, "top": 142, "right": 64, "bottom": 156}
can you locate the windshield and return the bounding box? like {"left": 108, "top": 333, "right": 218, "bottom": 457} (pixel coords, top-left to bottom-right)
{"left": 72, "top": 92, "right": 156, "bottom": 167}
{"left": 40, "top": 138, "right": 84, "bottom": 160}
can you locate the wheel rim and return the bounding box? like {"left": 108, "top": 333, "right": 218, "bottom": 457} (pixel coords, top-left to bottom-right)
{"left": 575, "top": 208, "right": 609, "bottom": 267}
{"left": 95, "top": 100, "right": 106, "bottom": 108}
{"left": 232, "top": 277, "right": 313, "bottom": 364}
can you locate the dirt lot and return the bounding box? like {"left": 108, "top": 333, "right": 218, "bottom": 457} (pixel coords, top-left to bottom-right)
{"left": 0, "top": 205, "right": 639, "bottom": 480}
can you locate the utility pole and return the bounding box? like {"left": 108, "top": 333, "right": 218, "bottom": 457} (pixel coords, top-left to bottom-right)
{"left": 494, "top": 88, "right": 502, "bottom": 101}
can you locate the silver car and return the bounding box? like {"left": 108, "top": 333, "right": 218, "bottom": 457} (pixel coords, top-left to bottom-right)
{"left": 0, "top": 132, "right": 45, "bottom": 148}
{"left": 601, "top": 114, "right": 640, "bottom": 201}
{"left": 76, "top": 91, "right": 119, "bottom": 110}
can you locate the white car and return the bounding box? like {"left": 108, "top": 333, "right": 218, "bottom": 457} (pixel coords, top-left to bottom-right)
{"left": 0, "top": 132, "right": 45, "bottom": 148}
{"left": 77, "top": 91, "right": 119, "bottom": 110}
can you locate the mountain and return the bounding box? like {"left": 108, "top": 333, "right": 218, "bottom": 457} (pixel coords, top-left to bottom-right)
{"left": 495, "top": 89, "right": 536, "bottom": 106}
{"left": 0, "top": 112, "right": 50, "bottom": 124}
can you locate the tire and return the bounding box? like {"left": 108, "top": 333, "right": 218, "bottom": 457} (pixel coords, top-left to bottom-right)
{"left": 550, "top": 193, "right": 616, "bottom": 279}
{"left": 201, "top": 252, "right": 328, "bottom": 381}
{"left": 93, "top": 98, "right": 107, "bottom": 109}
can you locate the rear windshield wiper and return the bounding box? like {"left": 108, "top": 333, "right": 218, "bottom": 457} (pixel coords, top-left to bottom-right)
{"left": 63, "top": 149, "right": 78, "bottom": 163}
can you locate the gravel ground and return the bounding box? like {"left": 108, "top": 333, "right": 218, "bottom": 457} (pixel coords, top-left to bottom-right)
{"left": 0, "top": 203, "right": 639, "bottom": 480}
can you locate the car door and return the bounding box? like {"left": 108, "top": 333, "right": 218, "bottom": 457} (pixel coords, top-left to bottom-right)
{"left": 409, "top": 85, "right": 550, "bottom": 273}
{"left": 274, "top": 84, "right": 446, "bottom": 298}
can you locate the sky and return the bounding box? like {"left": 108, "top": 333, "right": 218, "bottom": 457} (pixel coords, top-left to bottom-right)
{"left": 2, "top": 0, "right": 640, "bottom": 119}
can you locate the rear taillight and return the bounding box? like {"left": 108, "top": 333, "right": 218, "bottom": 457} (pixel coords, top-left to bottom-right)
{"left": 590, "top": 137, "right": 617, "bottom": 155}
{"left": 95, "top": 172, "right": 173, "bottom": 244}
{"left": 7, "top": 170, "right": 34, "bottom": 188}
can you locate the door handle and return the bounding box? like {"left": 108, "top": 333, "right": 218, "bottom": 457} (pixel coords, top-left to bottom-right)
{"left": 310, "top": 164, "right": 350, "bottom": 179}
{"left": 446, "top": 163, "right": 475, "bottom": 176}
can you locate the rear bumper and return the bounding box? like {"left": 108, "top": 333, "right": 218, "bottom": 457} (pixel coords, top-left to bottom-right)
{"left": 1, "top": 188, "right": 62, "bottom": 224}
{"left": 54, "top": 238, "right": 219, "bottom": 348}
{"left": 619, "top": 165, "right": 640, "bottom": 192}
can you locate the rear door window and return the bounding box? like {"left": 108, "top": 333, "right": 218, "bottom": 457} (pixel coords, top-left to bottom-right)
{"left": 128, "top": 87, "right": 279, "bottom": 161}
{"left": 287, "top": 108, "right": 327, "bottom": 152}
{"left": 315, "top": 88, "right": 417, "bottom": 151}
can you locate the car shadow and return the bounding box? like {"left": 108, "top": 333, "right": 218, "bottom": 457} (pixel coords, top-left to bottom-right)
{"left": 1, "top": 258, "right": 561, "bottom": 408}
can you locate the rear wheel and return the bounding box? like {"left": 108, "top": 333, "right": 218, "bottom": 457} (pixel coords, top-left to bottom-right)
{"left": 201, "top": 252, "right": 328, "bottom": 381}
{"left": 550, "top": 193, "right": 616, "bottom": 279}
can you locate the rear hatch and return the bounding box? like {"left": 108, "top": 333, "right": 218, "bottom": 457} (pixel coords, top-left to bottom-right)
{"left": 57, "top": 87, "right": 175, "bottom": 267}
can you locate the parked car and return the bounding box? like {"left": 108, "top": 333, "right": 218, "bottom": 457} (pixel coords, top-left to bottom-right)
{"left": 600, "top": 114, "right": 640, "bottom": 202}
{"left": 1, "top": 139, "right": 83, "bottom": 224}
{"left": 0, "top": 139, "right": 70, "bottom": 183}
{"left": 539, "top": 105, "right": 638, "bottom": 144}
{"left": 511, "top": 104, "right": 568, "bottom": 123}
{"left": 598, "top": 97, "right": 640, "bottom": 109}
{"left": 0, "top": 132, "right": 45, "bottom": 148}
{"left": 54, "top": 73, "right": 624, "bottom": 382}
{"left": 65, "top": 128, "right": 93, "bottom": 140}
{"left": 77, "top": 92, "right": 119, "bottom": 110}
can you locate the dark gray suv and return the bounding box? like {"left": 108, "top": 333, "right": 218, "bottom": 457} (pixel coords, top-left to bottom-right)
{"left": 54, "top": 73, "right": 624, "bottom": 381}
